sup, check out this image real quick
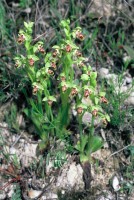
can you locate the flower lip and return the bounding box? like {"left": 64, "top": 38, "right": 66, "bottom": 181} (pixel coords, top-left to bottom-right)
{"left": 76, "top": 31, "right": 84, "bottom": 40}
{"left": 17, "top": 34, "right": 25, "bottom": 44}
{"left": 62, "top": 85, "right": 67, "bottom": 92}
{"left": 84, "top": 89, "right": 91, "bottom": 98}
{"left": 29, "top": 58, "right": 34, "bottom": 66}
{"left": 92, "top": 109, "right": 98, "bottom": 117}
{"left": 77, "top": 107, "right": 83, "bottom": 114}
{"left": 51, "top": 62, "right": 57, "bottom": 70}
{"left": 65, "top": 44, "right": 72, "bottom": 52}
{"left": 71, "top": 87, "right": 78, "bottom": 96}
{"left": 52, "top": 50, "right": 58, "bottom": 57}
{"left": 48, "top": 69, "right": 54, "bottom": 75}
{"left": 33, "top": 85, "right": 38, "bottom": 94}
{"left": 100, "top": 96, "right": 108, "bottom": 104}
{"left": 38, "top": 45, "right": 45, "bottom": 54}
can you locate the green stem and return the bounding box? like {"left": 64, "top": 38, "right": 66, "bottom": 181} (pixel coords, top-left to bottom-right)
{"left": 90, "top": 116, "right": 95, "bottom": 136}
{"left": 78, "top": 114, "right": 83, "bottom": 137}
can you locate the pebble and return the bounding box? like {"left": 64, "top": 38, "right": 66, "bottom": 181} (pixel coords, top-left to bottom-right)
{"left": 0, "top": 193, "right": 6, "bottom": 200}
{"left": 126, "top": 77, "right": 132, "bottom": 84}
{"left": 105, "top": 74, "right": 118, "bottom": 84}
{"left": 28, "top": 189, "right": 42, "bottom": 199}
{"left": 56, "top": 162, "right": 84, "bottom": 190}
{"left": 125, "top": 92, "right": 134, "bottom": 105}
{"left": 99, "top": 68, "right": 109, "bottom": 79}
{"left": 112, "top": 176, "right": 120, "bottom": 192}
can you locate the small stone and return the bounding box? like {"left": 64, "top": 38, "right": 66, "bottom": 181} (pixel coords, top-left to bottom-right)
{"left": 67, "top": 163, "right": 84, "bottom": 189}
{"left": 10, "top": 147, "right": 17, "bottom": 154}
{"left": 125, "top": 92, "right": 134, "bottom": 105}
{"left": 56, "top": 162, "right": 84, "bottom": 190}
{"left": 99, "top": 68, "right": 109, "bottom": 79}
{"left": 42, "top": 193, "right": 58, "bottom": 200}
{"left": 28, "top": 189, "right": 42, "bottom": 199}
{"left": 112, "top": 176, "right": 120, "bottom": 191}
{"left": 126, "top": 77, "right": 132, "bottom": 84}
{"left": 23, "top": 8, "right": 31, "bottom": 14}
{"left": 82, "top": 112, "right": 102, "bottom": 126}
{"left": 0, "top": 193, "right": 6, "bottom": 200}
{"left": 105, "top": 74, "right": 118, "bottom": 84}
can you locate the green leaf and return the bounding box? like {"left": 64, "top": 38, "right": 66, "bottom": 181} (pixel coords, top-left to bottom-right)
{"left": 105, "top": 114, "right": 110, "bottom": 122}
{"left": 123, "top": 45, "right": 134, "bottom": 60}
{"left": 24, "top": 22, "right": 28, "bottom": 29}
{"left": 86, "top": 135, "right": 103, "bottom": 154}
{"left": 80, "top": 135, "right": 88, "bottom": 152}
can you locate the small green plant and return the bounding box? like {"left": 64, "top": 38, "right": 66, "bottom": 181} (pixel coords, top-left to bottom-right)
{"left": 15, "top": 20, "right": 109, "bottom": 170}
{"left": 104, "top": 66, "right": 134, "bottom": 128}
{"left": 5, "top": 104, "right": 20, "bottom": 132}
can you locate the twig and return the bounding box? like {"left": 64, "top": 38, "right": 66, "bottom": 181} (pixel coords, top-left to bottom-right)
{"left": 10, "top": 131, "right": 23, "bottom": 148}
{"left": 106, "top": 144, "right": 131, "bottom": 160}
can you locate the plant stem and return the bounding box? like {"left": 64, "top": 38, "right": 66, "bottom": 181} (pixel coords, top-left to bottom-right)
{"left": 90, "top": 115, "right": 95, "bottom": 136}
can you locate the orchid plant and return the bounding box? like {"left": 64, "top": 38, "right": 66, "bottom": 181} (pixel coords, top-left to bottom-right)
{"left": 15, "top": 19, "right": 110, "bottom": 162}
